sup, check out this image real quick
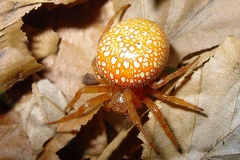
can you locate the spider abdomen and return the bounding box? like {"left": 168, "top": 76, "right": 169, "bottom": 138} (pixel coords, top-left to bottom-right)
{"left": 96, "top": 18, "right": 169, "bottom": 88}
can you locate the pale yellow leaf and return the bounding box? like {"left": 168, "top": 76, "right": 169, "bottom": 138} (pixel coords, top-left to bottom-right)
{"left": 140, "top": 36, "right": 240, "bottom": 159}
{"left": 204, "top": 125, "right": 240, "bottom": 159}
{"left": 188, "top": 36, "right": 240, "bottom": 159}
{"left": 99, "top": 128, "right": 129, "bottom": 159}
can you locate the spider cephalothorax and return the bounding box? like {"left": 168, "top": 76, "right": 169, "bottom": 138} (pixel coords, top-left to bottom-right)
{"left": 49, "top": 4, "right": 204, "bottom": 154}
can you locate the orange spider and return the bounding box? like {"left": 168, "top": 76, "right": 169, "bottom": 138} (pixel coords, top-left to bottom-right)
{"left": 49, "top": 4, "right": 203, "bottom": 154}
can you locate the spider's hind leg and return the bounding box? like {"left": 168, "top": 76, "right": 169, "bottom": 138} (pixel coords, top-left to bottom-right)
{"left": 142, "top": 97, "right": 181, "bottom": 152}
{"left": 146, "top": 89, "right": 203, "bottom": 112}
{"left": 123, "top": 89, "right": 160, "bottom": 154}
{"left": 98, "top": 4, "right": 131, "bottom": 43}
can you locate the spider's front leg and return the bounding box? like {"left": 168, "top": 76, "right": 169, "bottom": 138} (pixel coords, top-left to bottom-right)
{"left": 98, "top": 4, "right": 131, "bottom": 43}
{"left": 64, "top": 85, "right": 112, "bottom": 112}
{"left": 48, "top": 93, "right": 111, "bottom": 124}
{"left": 149, "top": 57, "right": 199, "bottom": 90}
{"left": 48, "top": 85, "right": 112, "bottom": 124}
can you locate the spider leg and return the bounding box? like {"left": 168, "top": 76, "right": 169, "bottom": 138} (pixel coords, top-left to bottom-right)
{"left": 145, "top": 89, "right": 203, "bottom": 112}
{"left": 98, "top": 4, "right": 131, "bottom": 43}
{"left": 65, "top": 85, "right": 112, "bottom": 112}
{"left": 142, "top": 97, "right": 180, "bottom": 151}
{"left": 149, "top": 57, "right": 199, "bottom": 89}
{"left": 123, "top": 89, "right": 160, "bottom": 155}
{"left": 48, "top": 93, "right": 111, "bottom": 124}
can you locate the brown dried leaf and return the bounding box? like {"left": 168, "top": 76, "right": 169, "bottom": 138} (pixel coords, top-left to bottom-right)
{"left": 40, "top": 133, "right": 74, "bottom": 160}
{"left": 0, "top": 1, "right": 41, "bottom": 29}
{"left": 26, "top": 2, "right": 115, "bottom": 159}
{"left": 140, "top": 36, "right": 240, "bottom": 159}
{"left": 0, "top": 110, "right": 35, "bottom": 160}
{"left": 0, "top": 20, "right": 44, "bottom": 91}
{"left": 5, "top": 0, "right": 239, "bottom": 159}
{"left": 56, "top": 103, "right": 102, "bottom": 132}
{"left": 15, "top": 79, "right": 68, "bottom": 155}
{"left": 27, "top": 80, "right": 104, "bottom": 159}
{"left": 42, "top": 109, "right": 108, "bottom": 160}
{"left": 0, "top": 0, "right": 45, "bottom": 91}
{"left": 42, "top": 1, "right": 114, "bottom": 98}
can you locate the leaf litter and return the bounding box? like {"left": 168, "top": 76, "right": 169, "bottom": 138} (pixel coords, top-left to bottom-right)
{"left": 0, "top": 0, "right": 240, "bottom": 159}
{"left": 140, "top": 36, "right": 240, "bottom": 160}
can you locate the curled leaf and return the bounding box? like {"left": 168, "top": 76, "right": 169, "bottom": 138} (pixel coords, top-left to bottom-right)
{"left": 0, "top": 20, "right": 44, "bottom": 91}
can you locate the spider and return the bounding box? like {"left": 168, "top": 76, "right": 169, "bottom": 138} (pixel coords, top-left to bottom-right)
{"left": 49, "top": 4, "right": 203, "bottom": 154}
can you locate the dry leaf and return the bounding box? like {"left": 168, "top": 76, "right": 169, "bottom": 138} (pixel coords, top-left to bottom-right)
{"left": 0, "top": 0, "right": 45, "bottom": 91}
{"left": 188, "top": 36, "right": 240, "bottom": 159}
{"left": 52, "top": 0, "right": 87, "bottom": 5}
{"left": 27, "top": 81, "right": 104, "bottom": 159}
{"left": 2, "top": 0, "right": 240, "bottom": 159}
{"left": 0, "top": 1, "right": 41, "bottom": 29}
{"left": 15, "top": 79, "right": 68, "bottom": 155}
{"left": 113, "top": 0, "right": 240, "bottom": 66}
{"left": 0, "top": 109, "right": 35, "bottom": 160}
{"left": 25, "top": 26, "right": 60, "bottom": 60}
{"left": 99, "top": 128, "right": 130, "bottom": 159}
{"left": 56, "top": 102, "right": 102, "bottom": 132}
{"left": 42, "top": 108, "right": 108, "bottom": 160}
{"left": 41, "top": 1, "right": 115, "bottom": 98}
{"left": 205, "top": 125, "right": 240, "bottom": 159}
{"left": 15, "top": 78, "right": 101, "bottom": 159}
{"left": 0, "top": 20, "right": 44, "bottom": 91}
{"left": 139, "top": 36, "right": 240, "bottom": 159}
